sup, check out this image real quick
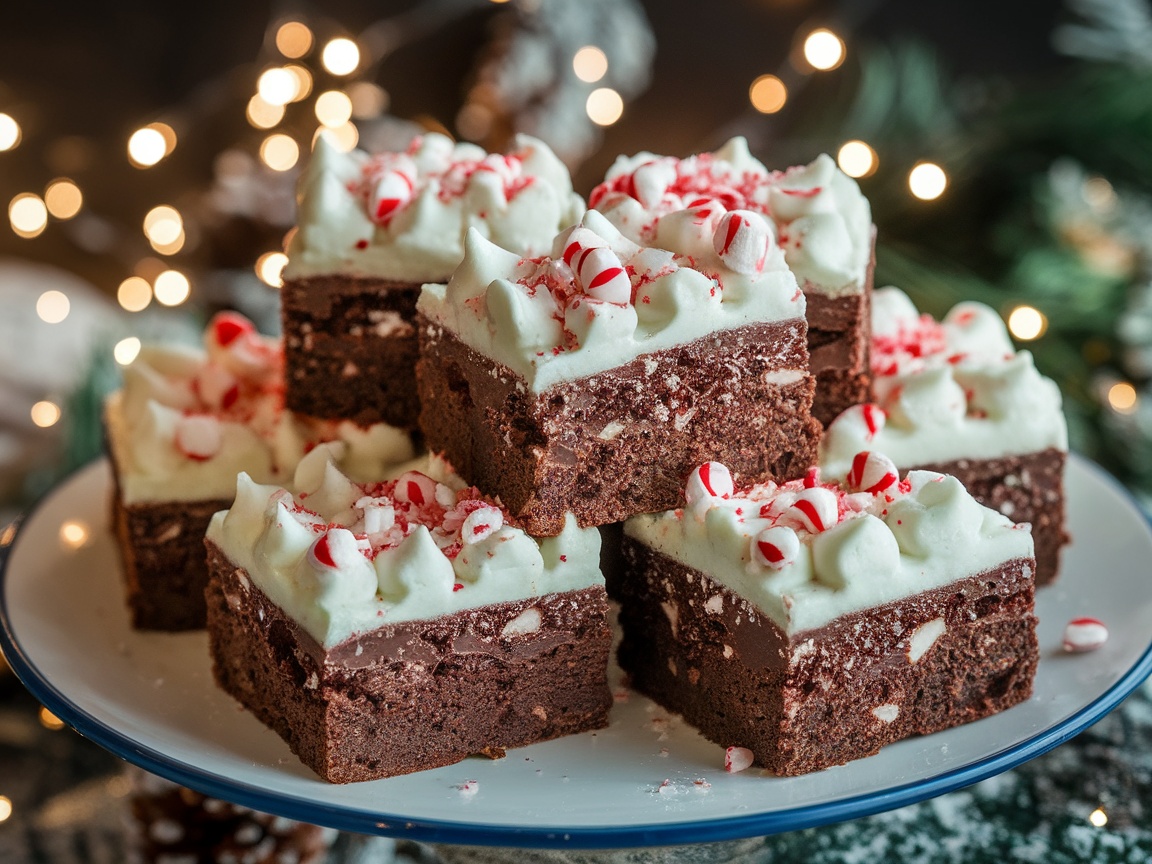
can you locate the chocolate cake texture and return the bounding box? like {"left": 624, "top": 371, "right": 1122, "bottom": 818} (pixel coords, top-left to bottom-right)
{"left": 206, "top": 541, "right": 613, "bottom": 784}
{"left": 417, "top": 317, "right": 822, "bottom": 537}
{"left": 616, "top": 538, "right": 1038, "bottom": 776}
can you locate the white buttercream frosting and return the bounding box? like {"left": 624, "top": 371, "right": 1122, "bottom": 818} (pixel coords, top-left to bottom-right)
{"left": 624, "top": 459, "right": 1034, "bottom": 636}
{"left": 107, "top": 312, "right": 415, "bottom": 504}
{"left": 284, "top": 132, "right": 585, "bottom": 282}
{"left": 206, "top": 454, "right": 604, "bottom": 647}
{"left": 820, "top": 286, "right": 1068, "bottom": 478}
{"left": 590, "top": 138, "right": 872, "bottom": 297}
{"left": 416, "top": 208, "right": 806, "bottom": 392}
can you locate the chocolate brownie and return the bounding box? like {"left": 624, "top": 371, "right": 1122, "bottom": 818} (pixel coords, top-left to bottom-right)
{"left": 618, "top": 457, "right": 1038, "bottom": 774}
{"left": 205, "top": 460, "right": 611, "bottom": 782}
{"left": 417, "top": 210, "right": 822, "bottom": 536}
{"left": 281, "top": 132, "right": 583, "bottom": 430}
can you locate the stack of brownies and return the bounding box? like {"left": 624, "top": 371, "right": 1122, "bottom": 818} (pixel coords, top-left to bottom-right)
{"left": 107, "top": 131, "right": 1068, "bottom": 782}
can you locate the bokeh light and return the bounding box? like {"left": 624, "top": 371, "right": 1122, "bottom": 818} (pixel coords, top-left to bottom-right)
{"left": 803, "top": 28, "right": 846, "bottom": 71}
{"left": 909, "top": 162, "right": 948, "bottom": 200}
{"left": 154, "top": 270, "right": 191, "bottom": 306}
{"left": 31, "top": 401, "right": 61, "bottom": 428}
{"left": 348, "top": 81, "right": 388, "bottom": 119}
{"left": 114, "top": 336, "right": 142, "bottom": 366}
{"left": 257, "top": 67, "right": 299, "bottom": 106}
{"left": 315, "top": 90, "right": 353, "bottom": 127}
{"left": 128, "top": 127, "right": 167, "bottom": 167}
{"left": 573, "top": 46, "right": 609, "bottom": 83}
{"left": 60, "top": 520, "right": 90, "bottom": 549}
{"left": 1007, "top": 305, "right": 1047, "bottom": 341}
{"left": 38, "top": 706, "right": 66, "bottom": 730}
{"left": 257, "top": 251, "right": 289, "bottom": 287}
{"left": 276, "top": 21, "right": 313, "bottom": 59}
{"left": 285, "top": 64, "right": 313, "bottom": 102}
{"left": 117, "top": 276, "right": 153, "bottom": 312}
{"left": 586, "top": 88, "right": 624, "bottom": 126}
{"left": 36, "top": 290, "right": 70, "bottom": 324}
{"left": 143, "top": 206, "right": 183, "bottom": 246}
{"left": 10, "top": 193, "right": 48, "bottom": 238}
{"left": 749, "top": 75, "right": 787, "bottom": 114}
{"left": 837, "top": 140, "right": 878, "bottom": 178}
{"left": 261, "top": 134, "right": 300, "bottom": 171}
{"left": 1108, "top": 382, "right": 1138, "bottom": 414}
{"left": 45, "top": 179, "right": 83, "bottom": 219}
{"left": 247, "top": 95, "right": 285, "bottom": 129}
{"left": 0, "top": 113, "right": 20, "bottom": 151}
{"left": 322, "top": 38, "right": 360, "bottom": 76}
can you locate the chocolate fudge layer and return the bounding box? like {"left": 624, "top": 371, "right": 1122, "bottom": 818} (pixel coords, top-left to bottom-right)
{"left": 282, "top": 274, "right": 421, "bottom": 430}
{"left": 807, "top": 283, "right": 872, "bottom": 427}
{"left": 207, "top": 542, "right": 613, "bottom": 784}
{"left": 419, "top": 317, "right": 822, "bottom": 537}
{"left": 617, "top": 538, "right": 1038, "bottom": 776}
{"left": 917, "top": 449, "right": 1067, "bottom": 586}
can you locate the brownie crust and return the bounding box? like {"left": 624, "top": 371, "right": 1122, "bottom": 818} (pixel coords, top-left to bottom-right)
{"left": 616, "top": 537, "right": 1038, "bottom": 776}
{"left": 915, "top": 448, "right": 1067, "bottom": 587}
{"left": 206, "top": 541, "right": 613, "bottom": 784}
{"left": 417, "top": 317, "right": 823, "bottom": 536}
{"left": 281, "top": 274, "right": 425, "bottom": 430}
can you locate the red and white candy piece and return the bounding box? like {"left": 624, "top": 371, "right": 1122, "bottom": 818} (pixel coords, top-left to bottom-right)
{"left": 712, "top": 210, "right": 775, "bottom": 275}
{"left": 783, "top": 487, "right": 839, "bottom": 534}
{"left": 307, "top": 527, "right": 363, "bottom": 571}
{"left": 684, "top": 462, "right": 734, "bottom": 509}
{"left": 393, "top": 471, "right": 439, "bottom": 508}
{"left": 461, "top": 506, "right": 504, "bottom": 544}
{"left": 630, "top": 159, "right": 678, "bottom": 209}
{"left": 206, "top": 312, "right": 274, "bottom": 379}
{"left": 751, "top": 526, "right": 800, "bottom": 571}
{"left": 211, "top": 312, "right": 255, "bottom": 349}
{"left": 846, "top": 451, "right": 899, "bottom": 495}
{"left": 370, "top": 169, "right": 415, "bottom": 224}
{"left": 174, "top": 414, "right": 222, "bottom": 462}
{"left": 194, "top": 364, "right": 240, "bottom": 412}
{"left": 1062, "top": 617, "right": 1108, "bottom": 653}
{"left": 724, "top": 746, "right": 754, "bottom": 773}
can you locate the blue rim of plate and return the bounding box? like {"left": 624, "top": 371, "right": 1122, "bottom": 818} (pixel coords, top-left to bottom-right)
{"left": 1, "top": 455, "right": 1151, "bottom": 850}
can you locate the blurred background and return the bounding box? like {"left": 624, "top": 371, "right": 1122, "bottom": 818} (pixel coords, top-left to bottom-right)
{"left": 3, "top": 0, "right": 1152, "bottom": 516}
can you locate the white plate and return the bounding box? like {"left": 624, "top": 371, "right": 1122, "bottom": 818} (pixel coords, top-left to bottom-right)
{"left": 1, "top": 455, "right": 1150, "bottom": 849}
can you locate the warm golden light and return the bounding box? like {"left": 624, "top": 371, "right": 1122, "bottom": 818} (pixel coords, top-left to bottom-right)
{"left": 276, "top": 21, "right": 313, "bottom": 59}
{"left": 1007, "top": 305, "right": 1047, "bottom": 340}
{"left": 803, "top": 28, "right": 846, "bottom": 71}
{"left": 837, "top": 140, "right": 878, "bottom": 178}
{"left": 246, "top": 95, "right": 285, "bottom": 129}
{"left": 31, "top": 401, "right": 61, "bottom": 428}
{"left": 1089, "top": 808, "right": 1108, "bottom": 828}
{"left": 36, "top": 290, "right": 70, "bottom": 324}
{"left": 10, "top": 193, "right": 48, "bottom": 238}
{"left": 321, "top": 38, "right": 360, "bottom": 76}
{"left": 154, "top": 270, "right": 191, "bottom": 306}
{"left": 348, "top": 81, "right": 388, "bottom": 119}
{"left": 1108, "top": 382, "right": 1138, "bottom": 415}
{"left": 151, "top": 229, "right": 186, "bottom": 256}
{"left": 60, "top": 520, "right": 90, "bottom": 549}
{"left": 149, "top": 122, "right": 177, "bottom": 153}
{"left": 257, "top": 251, "right": 289, "bottom": 287}
{"left": 0, "top": 796, "right": 11, "bottom": 823}
{"left": 258, "top": 67, "right": 299, "bottom": 106}
{"left": 573, "top": 46, "right": 609, "bottom": 83}
{"left": 0, "top": 113, "right": 20, "bottom": 151}
{"left": 143, "top": 205, "right": 183, "bottom": 247}
{"left": 586, "top": 88, "right": 624, "bottom": 126}
{"left": 325, "top": 122, "right": 359, "bottom": 152}
{"left": 909, "top": 162, "right": 948, "bottom": 200}
{"left": 315, "top": 90, "right": 353, "bottom": 127}
{"left": 285, "top": 64, "right": 313, "bottom": 102}
{"left": 45, "top": 179, "right": 83, "bottom": 219}
{"left": 260, "top": 134, "right": 300, "bottom": 171}
{"left": 38, "top": 706, "right": 66, "bottom": 730}
{"left": 117, "top": 276, "right": 153, "bottom": 312}
{"left": 128, "top": 127, "right": 167, "bottom": 167}
{"left": 114, "top": 336, "right": 142, "bottom": 366}
{"left": 749, "top": 75, "right": 787, "bottom": 114}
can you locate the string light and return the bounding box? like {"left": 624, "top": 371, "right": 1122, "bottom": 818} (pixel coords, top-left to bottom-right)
{"left": 1089, "top": 807, "right": 1108, "bottom": 827}
{"left": 261, "top": 134, "right": 299, "bottom": 171}
{"left": 10, "top": 193, "right": 48, "bottom": 238}
{"left": 38, "top": 706, "right": 66, "bottom": 730}
{"left": 749, "top": 75, "right": 787, "bottom": 114}
{"left": 153, "top": 270, "right": 191, "bottom": 306}
{"left": 837, "top": 140, "right": 878, "bottom": 178}
{"left": 802, "top": 28, "right": 846, "bottom": 71}
{"left": 1108, "top": 382, "right": 1138, "bottom": 414}
{"left": 36, "top": 290, "right": 70, "bottom": 324}
{"left": 128, "top": 126, "right": 168, "bottom": 167}
{"left": 247, "top": 95, "right": 285, "bottom": 129}
{"left": 0, "top": 113, "right": 20, "bottom": 151}
{"left": 315, "top": 90, "right": 353, "bottom": 127}
{"left": 909, "top": 162, "right": 948, "bottom": 200}
{"left": 586, "top": 88, "right": 624, "bottom": 126}
{"left": 257, "top": 67, "right": 299, "bottom": 106}
{"left": 113, "top": 337, "right": 142, "bottom": 366}
{"left": 45, "top": 179, "right": 83, "bottom": 219}
{"left": 285, "top": 64, "right": 313, "bottom": 102}
{"left": 348, "top": 82, "right": 388, "bottom": 119}
{"left": 573, "top": 46, "right": 608, "bottom": 83}
{"left": 31, "top": 401, "right": 61, "bottom": 428}
{"left": 256, "top": 251, "right": 289, "bottom": 287}
{"left": 321, "top": 38, "right": 360, "bottom": 76}
{"left": 143, "top": 206, "right": 183, "bottom": 246}
{"left": 0, "top": 796, "right": 11, "bottom": 823}
{"left": 1007, "top": 305, "right": 1047, "bottom": 340}
{"left": 117, "top": 276, "right": 153, "bottom": 312}
{"left": 276, "top": 21, "right": 313, "bottom": 59}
